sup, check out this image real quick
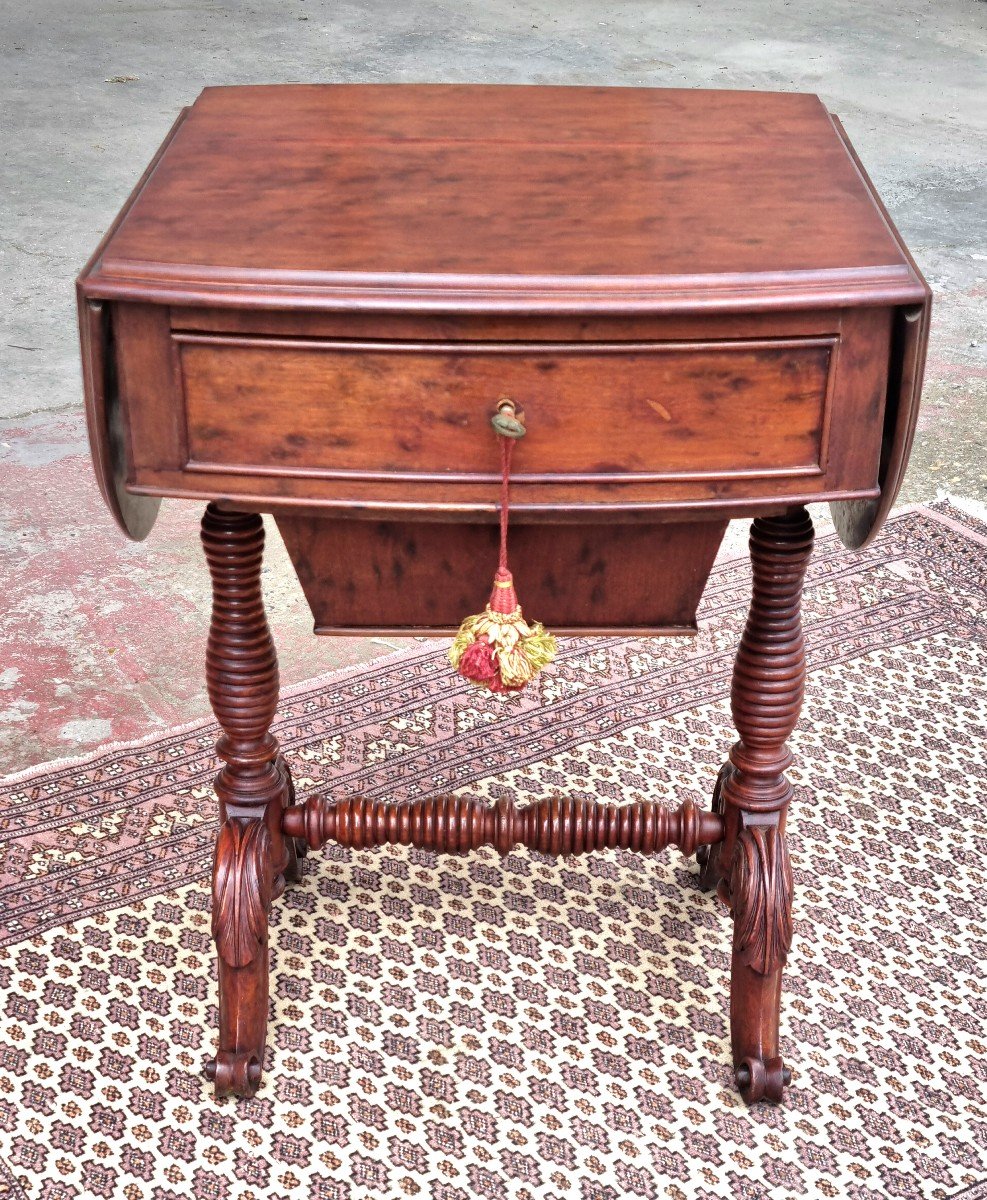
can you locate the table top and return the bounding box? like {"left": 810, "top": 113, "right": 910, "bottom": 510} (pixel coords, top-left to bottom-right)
{"left": 80, "top": 83, "right": 925, "bottom": 314}
{"left": 78, "top": 84, "right": 931, "bottom": 553}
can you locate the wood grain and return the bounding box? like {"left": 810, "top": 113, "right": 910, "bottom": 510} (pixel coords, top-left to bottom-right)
{"left": 200, "top": 504, "right": 290, "bottom": 1098}
{"left": 77, "top": 299, "right": 160, "bottom": 540}
{"left": 212, "top": 818, "right": 272, "bottom": 970}
{"left": 79, "top": 85, "right": 925, "bottom": 316}
{"left": 178, "top": 336, "right": 832, "bottom": 481}
{"left": 716, "top": 508, "right": 814, "bottom": 1104}
{"left": 283, "top": 794, "right": 724, "bottom": 859}
{"left": 80, "top": 85, "right": 928, "bottom": 544}
{"left": 731, "top": 825, "right": 794, "bottom": 977}
{"left": 74, "top": 85, "right": 932, "bottom": 1104}
{"left": 275, "top": 516, "right": 726, "bottom": 635}
{"left": 104, "top": 303, "right": 897, "bottom": 521}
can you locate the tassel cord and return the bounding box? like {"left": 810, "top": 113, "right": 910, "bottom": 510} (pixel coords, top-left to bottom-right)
{"left": 499, "top": 436, "right": 512, "bottom": 576}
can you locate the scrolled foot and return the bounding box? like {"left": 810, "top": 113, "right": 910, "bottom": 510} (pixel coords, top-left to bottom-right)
{"left": 205, "top": 1051, "right": 263, "bottom": 1098}
{"left": 734, "top": 1055, "right": 791, "bottom": 1104}
{"left": 696, "top": 762, "right": 730, "bottom": 891}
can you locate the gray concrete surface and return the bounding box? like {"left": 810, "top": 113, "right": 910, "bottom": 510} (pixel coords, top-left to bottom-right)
{"left": 0, "top": 1, "right": 985, "bottom": 773}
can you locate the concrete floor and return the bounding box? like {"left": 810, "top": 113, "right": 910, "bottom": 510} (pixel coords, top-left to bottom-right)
{"left": 1, "top": 1, "right": 985, "bottom": 774}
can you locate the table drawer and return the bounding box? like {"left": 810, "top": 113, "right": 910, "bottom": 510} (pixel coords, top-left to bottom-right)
{"left": 176, "top": 335, "right": 835, "bottom": 482}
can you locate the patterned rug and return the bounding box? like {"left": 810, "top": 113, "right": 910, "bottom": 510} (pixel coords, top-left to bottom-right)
{"left": 1, "top": 501, "right": 985, "bottom": 1200}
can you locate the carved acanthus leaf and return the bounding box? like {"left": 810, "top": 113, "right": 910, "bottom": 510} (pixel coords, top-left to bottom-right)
{"left": 212, "top": 819, "right": 273, "bottom": 968}
{"left": 731, "top": 825, "right": 793, "bottom": 976}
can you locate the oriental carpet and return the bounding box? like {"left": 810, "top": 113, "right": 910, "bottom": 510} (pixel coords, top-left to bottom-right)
{"left": 0, "top": 501, "right": 985, "bottom": 1200}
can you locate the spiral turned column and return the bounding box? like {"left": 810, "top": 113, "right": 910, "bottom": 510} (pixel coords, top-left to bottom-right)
{"left": 725, "top": 508, "right": 814, "bottom": 821}
{"left": 202, "top": 507, "right": 282, "bottom": 816}
{"left": 201, "top": 503, "right": 292, "bottom": 1098}
{"left": 282, "top": 793, "right": 723, "bottom": 859}
{"left": 717, "top": 507, "right": 813, "bottom": 1104}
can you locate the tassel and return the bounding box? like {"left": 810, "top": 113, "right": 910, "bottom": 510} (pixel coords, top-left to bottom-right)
{"left": 449, "top": 404, "right": 557, "bottom": 692}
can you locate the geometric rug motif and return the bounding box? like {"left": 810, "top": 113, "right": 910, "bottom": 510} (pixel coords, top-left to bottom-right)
{"left": 0, "top": 500, "right": 985, "bottom": 1200}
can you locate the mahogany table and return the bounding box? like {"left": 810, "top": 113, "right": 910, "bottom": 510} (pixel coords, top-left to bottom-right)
{"left": 77, "top": 84, "right": 929, "bottom": 1104}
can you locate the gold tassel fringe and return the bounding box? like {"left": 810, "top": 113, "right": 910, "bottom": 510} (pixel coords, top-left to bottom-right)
{"left": 449, "top": 604, "right": 557, "bottom": 689}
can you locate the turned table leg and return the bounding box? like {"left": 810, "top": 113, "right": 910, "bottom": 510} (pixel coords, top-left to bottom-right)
{"left": 715, "top": 507, "right": 813, "bottom": 1103}
{"left": 200, "top": 504, "right": 294, "bottom": 1098}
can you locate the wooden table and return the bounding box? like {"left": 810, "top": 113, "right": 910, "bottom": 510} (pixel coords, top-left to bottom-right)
{"left": 77, "top": 84, "right": 929, "bottom": 1104}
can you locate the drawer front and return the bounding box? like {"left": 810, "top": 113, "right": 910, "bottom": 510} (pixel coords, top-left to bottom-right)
{"left": 177, "top": 336, "right": 835, "bottom": 483}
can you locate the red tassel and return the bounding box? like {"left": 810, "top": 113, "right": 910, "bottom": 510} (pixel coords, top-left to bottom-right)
{"left": 457, "top": 636, "right": 523, "bottom": 693}
{"left": 488, "top": 568, "right": 519, "bottom": 615}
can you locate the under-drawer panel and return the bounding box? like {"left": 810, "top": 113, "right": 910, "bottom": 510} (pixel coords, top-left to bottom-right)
{"left": 275, "top": 515, "right": 728, "bottom": 635}
{"left": 177, "top": 336, "right": 835, "bottom": 482}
